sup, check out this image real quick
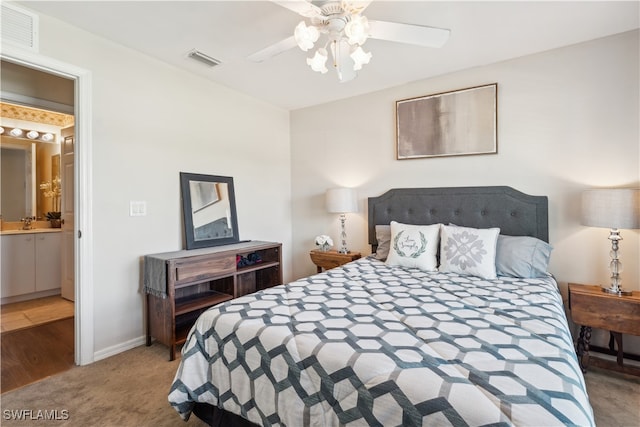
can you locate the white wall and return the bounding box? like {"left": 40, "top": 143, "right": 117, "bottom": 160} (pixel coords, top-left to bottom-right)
{"left": 291, "top": 31, "right": 639, "bottom": 348}
{"left": 30, "top": 12, "right": 292, "bottom": 357}
{"left": 12, "top": 7, "right": 639, "bottom": 359}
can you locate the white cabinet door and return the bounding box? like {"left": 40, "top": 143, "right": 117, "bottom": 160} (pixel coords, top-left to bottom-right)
{"left": 35, "top": 233, "right": 62, "bottom": 292}
{"left": 1, "top": 234, "right": 36, "bottom": 297}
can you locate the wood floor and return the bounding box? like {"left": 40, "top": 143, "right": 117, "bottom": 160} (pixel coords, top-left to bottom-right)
{"left": 1, "top": 296, "right": 75, "bottom": 393}
{"left": 1, "top": 296, "right": 74, "bottom": 333}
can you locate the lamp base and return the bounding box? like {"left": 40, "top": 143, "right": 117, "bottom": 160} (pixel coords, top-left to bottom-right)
{"left": 601, "top": 286, "right": 632, "bottom": 296}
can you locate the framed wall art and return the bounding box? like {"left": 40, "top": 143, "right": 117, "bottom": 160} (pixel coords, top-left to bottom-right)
{"left": 396, "top": 83, "right": 497, "bottom": 160}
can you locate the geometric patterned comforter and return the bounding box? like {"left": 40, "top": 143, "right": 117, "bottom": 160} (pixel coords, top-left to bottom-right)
{"left": 169, "top": 257, "right": 595, "bottom": 426}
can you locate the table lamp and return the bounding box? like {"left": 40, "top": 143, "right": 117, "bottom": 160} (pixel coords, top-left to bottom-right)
{"left": 581, "top": 188, "right": 640, "bottom": 295}
{"left": 326, "top": 187, "right": 357, "bottom": 254}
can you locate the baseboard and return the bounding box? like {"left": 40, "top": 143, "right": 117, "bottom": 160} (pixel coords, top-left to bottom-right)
{"left": 590, "top": 345, "right": 640, "bottom": 364}
{"left": 1, "top": 289, "right": 61, "bottom": 305}
{"left": 93, "top": 335, "right": 146, "bottom": 362}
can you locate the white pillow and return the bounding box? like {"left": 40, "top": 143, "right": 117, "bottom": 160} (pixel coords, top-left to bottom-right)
{"left": 440, "top": 224, "right": 500, "bottom": 279}
{"left": 385, "top": 221, "right": 440, "bottom": 271}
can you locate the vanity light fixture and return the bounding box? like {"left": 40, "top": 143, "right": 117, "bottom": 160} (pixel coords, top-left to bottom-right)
{"left": 2, "top": 126, "right": 56, "bottom": 142}
{"left": 41, "top": 133, "right": 54, "bottom": 142}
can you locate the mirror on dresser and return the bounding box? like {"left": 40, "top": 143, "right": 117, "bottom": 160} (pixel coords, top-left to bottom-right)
{"left": 180, "top": 172, "right": 240, "bottom": 249}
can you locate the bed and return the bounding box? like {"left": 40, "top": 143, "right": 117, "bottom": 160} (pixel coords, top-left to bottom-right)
{"left": 169, "top": 186, "right": 594, "bottom": 427}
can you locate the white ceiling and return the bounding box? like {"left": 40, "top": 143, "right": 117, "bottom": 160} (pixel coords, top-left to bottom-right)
{"left": 19, "top": 1, "right": 640, "bottom": 110}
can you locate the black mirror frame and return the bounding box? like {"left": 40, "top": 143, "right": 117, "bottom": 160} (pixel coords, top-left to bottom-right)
{"left": 180, "top": 172, "right": 240, "bottom": 250}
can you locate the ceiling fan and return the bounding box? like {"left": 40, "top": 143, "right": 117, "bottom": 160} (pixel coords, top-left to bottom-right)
{"left": 248, "top": 0, "right": 450, "bottom": 82}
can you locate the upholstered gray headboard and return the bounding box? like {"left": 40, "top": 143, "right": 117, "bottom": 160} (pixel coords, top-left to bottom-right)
{"left": 368, "top": 186, "right": 549, "bottom": 250}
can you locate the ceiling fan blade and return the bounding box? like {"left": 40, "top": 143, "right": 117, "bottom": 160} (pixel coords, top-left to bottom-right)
{"left": 368, "top": 20, "right": 450, "bottom": 48}
{"left": 271, "top": 1, "right": 322, "bottom": 18}
{"left": 247, "top": 36, "right": 298, "bottom": 62}
{"left": 342, "top": 1, "right": 373, "bottom": 15}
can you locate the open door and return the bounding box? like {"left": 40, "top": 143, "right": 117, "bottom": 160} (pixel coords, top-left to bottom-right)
{"left": 61, "top": 127, "right": 74, "bottom": 301}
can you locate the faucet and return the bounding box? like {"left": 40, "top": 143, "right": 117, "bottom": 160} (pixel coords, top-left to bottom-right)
{"left": 21, "top": 216, "right": 35, "bottom": 230}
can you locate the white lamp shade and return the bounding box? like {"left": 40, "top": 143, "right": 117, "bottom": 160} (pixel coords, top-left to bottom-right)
{"left": 581, "top": 188, "right": 640, "bottom": 229}
{"left": 326, "top": 188, "right": 357, "bottom": 213}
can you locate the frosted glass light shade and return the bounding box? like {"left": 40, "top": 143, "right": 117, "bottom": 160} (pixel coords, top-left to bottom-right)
{"left": 350, "top": 46, "right": 372, "bottom": 70}
{"left": 294, "top": 21, "right": 319, "bottom": 51}
{"left": 344, "top": 15, "right": 370, "bottom": 45}
{"left": 326, "top": 188, "right": 357, "bottom": 213}
{"left": 307, "top": 48, "right": 328, "bottom": 73}
{"left": 581, "top": 188, "right": 640, "bottom": 230}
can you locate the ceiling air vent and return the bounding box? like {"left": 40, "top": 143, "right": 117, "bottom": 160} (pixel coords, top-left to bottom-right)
{"left": 1, "top": 3, "right": 39, "bottom": 52}
{"left": 187, "top": 49, "right": 221, "bottom": 68}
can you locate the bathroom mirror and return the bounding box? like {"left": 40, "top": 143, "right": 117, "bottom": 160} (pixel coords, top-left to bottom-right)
{"left": 180, "top": 172, "right": 240, "bottom": 249}
{"left": 0, "top": 137, "right": 61, "bottom": 221}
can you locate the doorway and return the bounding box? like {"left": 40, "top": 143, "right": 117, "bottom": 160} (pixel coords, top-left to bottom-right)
{"left": 0, "top": 62, "right": 76, "bottom": 390}
{"left": 1, "top": 48, "right": 94, "bottom": 367}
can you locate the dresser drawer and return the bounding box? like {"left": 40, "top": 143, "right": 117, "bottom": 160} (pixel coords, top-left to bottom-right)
{"left": 174, "top": 255, "right": 236, "bottom": 284}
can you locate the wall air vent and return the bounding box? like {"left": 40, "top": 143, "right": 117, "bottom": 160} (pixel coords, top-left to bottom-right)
{"left": 1, "top": 3, "right": 39, "bottom": 52}
{"left": 187, "top": 49, "right": 222, "bottom": 68}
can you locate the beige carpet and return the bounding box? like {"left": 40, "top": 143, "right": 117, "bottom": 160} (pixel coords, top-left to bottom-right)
{"left": 585, "top": 365, "right": 640, "bottom": 427}
{"left": 0, "top": 343, "right": 206, "bottom": 427}
{"left": 1, "top": 343, "right": 638, "bottom": 426}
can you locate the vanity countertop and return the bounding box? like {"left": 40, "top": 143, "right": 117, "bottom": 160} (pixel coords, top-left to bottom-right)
{"left": 1, "top": 228, "right": 62, "bottom": 235}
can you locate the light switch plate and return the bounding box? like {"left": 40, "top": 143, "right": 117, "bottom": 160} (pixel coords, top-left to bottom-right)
{"left": 129, "top": 201, "right": 147, "bottom": 216}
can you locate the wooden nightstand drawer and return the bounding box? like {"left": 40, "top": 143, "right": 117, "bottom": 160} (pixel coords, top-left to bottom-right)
{"left": 569, "top": 284, "right": 640, "bottom": 335}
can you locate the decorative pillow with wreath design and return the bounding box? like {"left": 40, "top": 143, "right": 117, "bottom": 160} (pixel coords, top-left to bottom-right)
{"left": 439, "top": 224, "right": 500, "bottom": 279}
{"left": 385, "top": 221, "right": 441, "bottom": 271}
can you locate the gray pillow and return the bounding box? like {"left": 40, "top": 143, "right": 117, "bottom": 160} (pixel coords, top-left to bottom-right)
{"left": 496, "top": 235, "right": 553, "bottom": 278}
{"left": 374, "top": 225, "right": 391, "bottom": 260}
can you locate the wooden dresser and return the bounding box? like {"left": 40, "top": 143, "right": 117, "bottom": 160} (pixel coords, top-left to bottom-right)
{"left": 144, "top": 241, "right": 282, "bottom": 360}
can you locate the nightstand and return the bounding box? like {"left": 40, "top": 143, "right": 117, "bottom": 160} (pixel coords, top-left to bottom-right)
{"left": 568, "top": 283, "right": 640, "bottom": 375}
{"left": 309, "top": 250, "right": 361, "bottom": 273}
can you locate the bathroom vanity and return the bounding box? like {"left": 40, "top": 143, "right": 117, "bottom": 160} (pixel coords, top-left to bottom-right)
{"left": 1, "top": 228, "right": 62, "bottom": 304}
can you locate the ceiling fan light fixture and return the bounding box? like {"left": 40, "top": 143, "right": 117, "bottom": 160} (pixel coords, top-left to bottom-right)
{"left": 249, "top": 1, "right": 450, "bottom": 81}
{"left": 350, "top": 46, "right": 372, "bottom": 70}
{"left": 307, "top": 48, "right": 328, "bottom": 74}
{"left": 344, "top": 15, "right": 370, "bottom": 45}
{"left": 294, "top": 21, "right": 319, "bottom": 51}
